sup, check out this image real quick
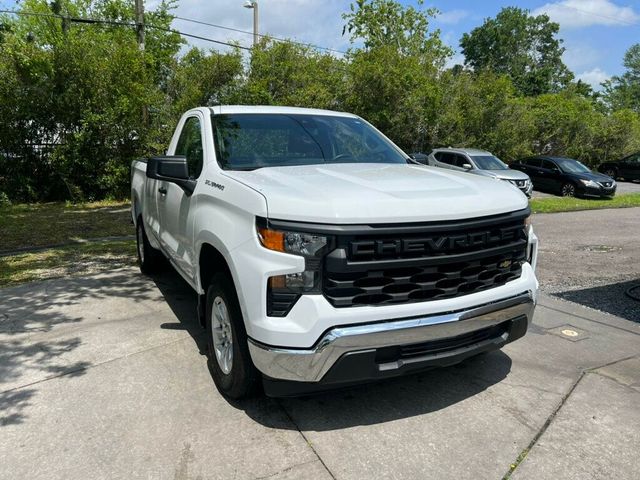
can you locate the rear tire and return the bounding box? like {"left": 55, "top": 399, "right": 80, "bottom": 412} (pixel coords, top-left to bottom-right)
{"left": 561, "top": 182, "right": 576, "bottom": 197}
{"left": 206, "top": 273, "right": 259, "bottom": 399}
{"left": 136, "top": 216, "right": 163, "bottom": 274}
{"left": 603, "top": 168, "right": 617, "bottom": 180}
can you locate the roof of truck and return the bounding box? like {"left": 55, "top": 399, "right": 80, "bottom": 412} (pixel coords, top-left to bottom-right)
{"left": 207, "top": 105, "right": 359, "bottom": 118}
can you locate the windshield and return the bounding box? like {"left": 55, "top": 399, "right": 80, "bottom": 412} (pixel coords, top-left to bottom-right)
{"left": 471, "top": 155, "right": 508, "bottom": 170}
{"left": 556, "top": 158, "right": 591, "bottom": 174}
{"left": 211, "top": 113, "right": 408, "bottom": 170}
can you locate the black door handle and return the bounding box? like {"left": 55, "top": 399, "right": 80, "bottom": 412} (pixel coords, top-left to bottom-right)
{"left": 158, "top": 187, "right": 167, "bottom": 195}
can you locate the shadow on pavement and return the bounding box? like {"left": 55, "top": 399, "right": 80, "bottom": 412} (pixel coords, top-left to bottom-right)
{"left": 238, "top": 349, "right": 513, "bottom": 431}
{"left": 0, "top": 270, "right": 162, "bottom": 426}
{"left": 151, "top": 270, "right": 206, "bottom": 355}
{"left": 552, "top": 278, "right": 640, "bottom": 323}
{"left": 150, "top": 268, "right": 514, "bottom": 430}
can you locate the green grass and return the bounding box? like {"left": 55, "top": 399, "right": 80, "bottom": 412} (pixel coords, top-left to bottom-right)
{"left": 0, "top": 200, "right": 133, "bottom": 252}
{"left": 0, "top": 240, "right": 137, "bottom": 288}
{"left": 530, "top": 193, "right": 640, "bottom": 214}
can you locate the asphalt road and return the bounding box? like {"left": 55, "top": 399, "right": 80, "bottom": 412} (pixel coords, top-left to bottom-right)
{"left": 532, "top": 207, "right": 640, "bottom": 322}
{"left": 531, "top": 178, "right": 640, "bottom": 198}
{"left": 1, "top": 211, "right": 640, "bottom": 480}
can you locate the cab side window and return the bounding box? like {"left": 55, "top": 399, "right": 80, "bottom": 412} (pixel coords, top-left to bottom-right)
{"left": 542, "top": 159, "right": 557, "bottom": 171}
{"left": 438, "top": 153, "right": 455, "bottom": 165}
{"left": 454, "top": 155, "right": 470, "bottom": 168}
{"left": 175, "top": 117, "right": 204, "bottom": 179}
{"left": 525, "top": 158, "right": 541, "bottom": 167}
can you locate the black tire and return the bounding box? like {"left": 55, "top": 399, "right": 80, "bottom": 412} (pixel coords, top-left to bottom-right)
{"left": 561, "top": 182, "right": 576, "bottom": 197}
{"left": 136, "top": 216, "right": 163, "bottom": 274}
{"left": 603, "top": 168, "right": 617, "bottom": 180}
{"left": 206, "top": 272, "right": 259, "bottom": 399}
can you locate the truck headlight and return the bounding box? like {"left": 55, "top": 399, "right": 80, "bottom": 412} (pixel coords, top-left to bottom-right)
{"left": 258, "top": 226, "right": 329, "bottom": 316}
{"left": 257, "top": 228, "right": 328, "bottom": 257}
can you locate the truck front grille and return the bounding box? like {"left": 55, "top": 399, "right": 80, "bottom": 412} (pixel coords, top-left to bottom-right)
{"left": 322, "top": 211, "right": 529, "bottom": 308}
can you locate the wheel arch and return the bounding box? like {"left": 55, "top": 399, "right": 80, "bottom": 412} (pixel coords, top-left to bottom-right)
{"left": 197, "top": 241, "right": 242, "bottom": 329}
{"left": 198, "top": 243, "right": 234, "bottom": 293}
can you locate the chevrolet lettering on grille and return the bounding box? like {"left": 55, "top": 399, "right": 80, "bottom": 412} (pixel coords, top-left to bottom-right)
{"left": 349, "top": 225, "right": 526, "bottom": 258}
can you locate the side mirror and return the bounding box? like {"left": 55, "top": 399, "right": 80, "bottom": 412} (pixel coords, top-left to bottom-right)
{"left": 146, "top": 156, "right": 197, "bottom": 196}
{"left": 409, "top": 153, "right": 429, "bottom": 164}
{"left": 462, "top": 163, "right": 473, "bottom": 170}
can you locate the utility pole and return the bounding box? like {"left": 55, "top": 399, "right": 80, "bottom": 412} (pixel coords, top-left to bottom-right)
{"left": 134, "top": 0, "right": 148, "bottom": 125}
{"left": 243, "top": 1, "right": 258, "bottom": 47}
{"left": 135, "top": 0, "right": 145, "bottom": 51}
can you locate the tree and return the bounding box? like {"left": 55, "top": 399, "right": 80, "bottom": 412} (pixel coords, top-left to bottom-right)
{"left": 341, "top": 0, "right": 450, "bottom": 152}
{"left": 460, "top": 7, "right": 573, "bottom": 96}
{"left": 237, "top": 40, "right": 345, "bottom": 110}
{"left": 342, "top": 0, "right": 449, "bottom": 63}
{"left": 432, "top": 70, "right": 531, "bottom": 161}
{"left": 602, "top": 43, "right": 640, "bottom": 113}
{"left": 0, "top": 0, "right": 182, "bottom": 201}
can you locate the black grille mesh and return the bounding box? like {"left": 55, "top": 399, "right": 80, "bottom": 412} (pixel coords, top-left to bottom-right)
{"left": 323, "top": 214, "right": 528, "bottom": 308}
{"left": 324, "top": 251, "right": 525, "bottom": 307}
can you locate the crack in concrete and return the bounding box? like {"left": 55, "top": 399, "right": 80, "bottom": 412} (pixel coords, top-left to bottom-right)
{"left": 501, "top": 354, "right": 640, "bottom": 479}
{"left": 276, "top": 401, "right": 337, "bottom": 480}
{"left": 251, "top": 459, "right": 321, "bottom": 480}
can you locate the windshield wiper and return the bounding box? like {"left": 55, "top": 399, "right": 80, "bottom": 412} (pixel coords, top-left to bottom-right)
{"left": 224, "top": 166, "right": 262, "bottom": 171}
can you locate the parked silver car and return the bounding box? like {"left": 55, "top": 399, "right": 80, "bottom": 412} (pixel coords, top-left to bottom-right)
{"left": 428, "top": 148, "right": 533, "bottom": 197}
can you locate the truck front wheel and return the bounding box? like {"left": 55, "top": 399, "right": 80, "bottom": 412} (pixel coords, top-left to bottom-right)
{"left": 136, "top": 216, "right": 163, "bottom": 274}
{"left": 206, "top": 273, "right": 259, "bottom": 399}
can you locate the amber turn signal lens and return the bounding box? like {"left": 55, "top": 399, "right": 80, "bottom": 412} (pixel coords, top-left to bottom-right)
{"left": 268, "top": 275, "right": 286, "bottom": 289}
{"left": 258, "top": 228, "right": 285, "bottom": 252}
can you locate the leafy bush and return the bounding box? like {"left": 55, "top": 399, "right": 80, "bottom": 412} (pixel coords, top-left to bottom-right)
{"left": 0, "top": 0, "right": 638, "bottom": 202}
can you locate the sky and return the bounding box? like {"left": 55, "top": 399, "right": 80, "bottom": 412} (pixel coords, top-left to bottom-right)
{"left": 2, "top": 0, "right": 639, "bottom": 89}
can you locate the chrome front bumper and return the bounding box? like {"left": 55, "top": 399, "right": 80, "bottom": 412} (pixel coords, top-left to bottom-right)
{"left": 248, "top": 292, "right": 535, "bottom": 383}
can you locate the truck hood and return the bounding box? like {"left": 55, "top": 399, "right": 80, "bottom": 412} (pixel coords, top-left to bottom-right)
{"left": 222, "top": 163, "right": 528, "bottom": 224}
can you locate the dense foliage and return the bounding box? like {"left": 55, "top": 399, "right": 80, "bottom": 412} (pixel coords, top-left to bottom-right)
{"left": 460, "top": 6, "right": 573, "bottom": 96}
{"left": 0, "top": 0, "right": 638, "bottom": 203}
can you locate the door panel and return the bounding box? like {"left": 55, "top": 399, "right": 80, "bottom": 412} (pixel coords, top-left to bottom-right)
{"left": 157, "top": 116, "right": 204, "bottom": 279}
{"left": 523, "top": 159, "right": 543, "bottom": 188}
{"left": 143, "top": 176, "right": 161, "bottom": 247}
{"left": 541, "top": 159, "right": 562, "bottom": 192}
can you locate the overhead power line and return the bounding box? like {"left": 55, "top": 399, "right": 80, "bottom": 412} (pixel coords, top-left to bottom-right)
{"left": 0, "top": 9, "right": 251, "bottom": 50}
{"left": 173, "top": 15, "right": 348, "bottom": 55}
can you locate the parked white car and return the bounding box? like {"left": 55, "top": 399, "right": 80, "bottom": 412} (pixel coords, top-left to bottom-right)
{"left": 131, "top": 106, "right": 539, "bottom": 398}
{"left": 428, "top": 148, "right": 533, "bottom": 197}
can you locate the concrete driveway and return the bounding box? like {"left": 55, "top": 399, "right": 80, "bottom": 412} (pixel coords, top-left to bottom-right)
{"left": 1, "top": 265, "right": 639, "bottom": 478}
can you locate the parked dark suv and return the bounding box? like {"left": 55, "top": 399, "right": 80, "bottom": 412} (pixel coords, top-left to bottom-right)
{"left": 511, "top": 156, "right": 616, "bottom": 198}
{"left": 598, "top": 152, "right": 640, "bottom": 181}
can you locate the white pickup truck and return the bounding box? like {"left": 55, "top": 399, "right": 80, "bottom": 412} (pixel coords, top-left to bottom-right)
{"left": 131, "top": 106, "right": 538, "bottom": 398}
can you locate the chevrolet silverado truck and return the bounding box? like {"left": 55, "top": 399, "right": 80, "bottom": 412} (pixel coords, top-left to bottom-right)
{"left": 131, "top": 106, "right": 539, "bottom": 398}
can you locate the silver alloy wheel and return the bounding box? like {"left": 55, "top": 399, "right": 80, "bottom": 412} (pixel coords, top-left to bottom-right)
{"left": 562, "top": 183, "right": 576, "bottom": 197}
{"left": 605, "top": 169, "right": 616, "bottom": 179}
{"left": 211, "top": 296, "right": 233, "bottom": 375}
{"left": 137, "top": 224, "right": 145, "bottom": 263}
